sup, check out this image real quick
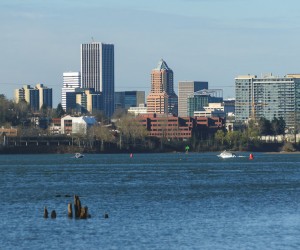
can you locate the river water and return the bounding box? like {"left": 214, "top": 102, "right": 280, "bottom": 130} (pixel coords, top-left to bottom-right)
{"left": 1, "top": 152, "right": 300, "bottom": 249}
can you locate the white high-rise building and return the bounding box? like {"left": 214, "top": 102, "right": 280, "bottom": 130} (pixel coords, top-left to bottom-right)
{"left": 61, "top": 72, "right": 81, "bottom": 111}
{"left": 235, "top": 73, "right": 300, "bottom": 128}
{"left": 81, "top": 42, "right": 114, "bottom": 117}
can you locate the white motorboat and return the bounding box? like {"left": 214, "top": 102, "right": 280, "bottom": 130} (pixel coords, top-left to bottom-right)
{"left": 75, "top": 153, "right": 84, "bottom": 158}
{"left": 217, "top": 150, "right": 236, "bottom": 159}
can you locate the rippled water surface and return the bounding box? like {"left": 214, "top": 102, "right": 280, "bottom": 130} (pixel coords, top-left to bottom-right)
{"left": 1, "top": 152, "right": 300, "bottom": 249}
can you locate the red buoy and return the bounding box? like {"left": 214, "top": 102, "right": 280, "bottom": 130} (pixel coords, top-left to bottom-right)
{"left": 249, "top": 153, "right": 254, "bottom": 160}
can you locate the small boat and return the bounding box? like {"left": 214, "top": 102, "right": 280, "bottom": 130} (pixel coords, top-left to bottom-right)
{"left": 74, "top": 153, "right": 84, "bottom": 158}
{"left": 217, "top": 150, "right": 236, "bottom": 159}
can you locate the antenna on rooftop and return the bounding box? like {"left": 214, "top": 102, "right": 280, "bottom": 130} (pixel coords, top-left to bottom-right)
{"left": 91, "top": 37, "right": 95, "bottom": 42}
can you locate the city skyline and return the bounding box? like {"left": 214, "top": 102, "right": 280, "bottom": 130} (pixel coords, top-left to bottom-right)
{"left": 1, "top": 0, "right": 300, "bottom": 106}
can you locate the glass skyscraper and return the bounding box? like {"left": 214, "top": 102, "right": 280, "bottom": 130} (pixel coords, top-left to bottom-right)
{"left": 187, "top": 89, "right": 223, "bottom": 117}
{"left": 178, "top": 81, "right": 208, "bottom": 117}
{"left": 81, "top": 42, "right": 114, "bottom": 117}
{"left": 114, "top": 91, "right": 145, "bottom": 110}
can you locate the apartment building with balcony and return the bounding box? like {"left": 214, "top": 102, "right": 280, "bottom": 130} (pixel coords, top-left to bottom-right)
{"left": 235, "top": 73, "right": 300, "bottom": 128}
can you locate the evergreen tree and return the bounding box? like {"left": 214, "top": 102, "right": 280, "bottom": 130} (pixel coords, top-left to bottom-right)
{"left": 55, "top": 103, "right": 65, "bottom": 118}
{"left": 258, "top": 117, "right": 272, "bottom": 135}
{"left": 271, "top": 117, "right": 285, "bottom": 135}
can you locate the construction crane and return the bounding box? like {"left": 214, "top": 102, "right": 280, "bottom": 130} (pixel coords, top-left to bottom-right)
{"left": 235, "top": 100, "right": 268, "bottom": 120}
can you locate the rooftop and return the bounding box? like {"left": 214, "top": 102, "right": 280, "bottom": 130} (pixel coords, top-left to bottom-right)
{"left": 154, "top": 59, "right": 172, "bottom": 71}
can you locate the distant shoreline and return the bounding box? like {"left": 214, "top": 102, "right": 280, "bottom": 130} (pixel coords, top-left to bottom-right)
{"left": 263, "top": 151, "right": 300, "bottom": 154}
{"left": 0, "top": 145, "right": 299, "bottom": 155}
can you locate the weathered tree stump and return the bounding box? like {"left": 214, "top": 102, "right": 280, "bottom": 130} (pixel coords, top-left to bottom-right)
{"left": 43, "top": 207, "right": 48, "bottom": 218}
{"left": 71, "top": 195, "right": 91, "bottom": 219}
{"left": 68, "top": 203, "right": 73, "bottom": 218}
{"left": 74, "top": 195, "right": 81, "bottom": 218}
{"left": 80, "top": 206, "right": 88, "bottom": 219}
{"left": 51, "top": 210, "right": 56, "bottom": 219}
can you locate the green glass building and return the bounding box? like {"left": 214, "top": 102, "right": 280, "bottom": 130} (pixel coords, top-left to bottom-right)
{"left": 187, "top": 89, "right": 223, "bottom": 117}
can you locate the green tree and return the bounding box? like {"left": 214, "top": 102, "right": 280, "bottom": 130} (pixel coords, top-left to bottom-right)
{"left": 112, "top": 108, "right": 127, "bottom": 120}
{"left": 258, "top": 117, "right": 272, "bottom": 135}
{"left": 55, "top": 103, "right": 65, "bottom": 118}
{"left": 0, "top": 96, "right": 30, "bottom": 126}
{"left": 271, "top": 117, "right": 285, "bottom": 135}
{"left": 247, "top": 120, "right": 260, "bottom": 138}
{"left": 40, "top": 104, "right": 48, "bottom": 116}
{"left": 215, "top": 130, "right": 225, "bottom": 145}
{"left": 93, "top": 110, "right": 108, "bottom": 124}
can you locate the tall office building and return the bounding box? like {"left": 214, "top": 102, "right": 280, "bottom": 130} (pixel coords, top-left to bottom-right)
{"left": 15, "top": 84, "right": 52, "bottom": 112}
{"left": 187, "top": 89, "right": 223, "bottom": 117}
{"left": 15, "top": 85, "right": 38, "bottom": 111}
{"left": 66, "top": 88, "right": 103, "bottom": 114}
{"left": 81, "top": 42, "right": 114, "bottom": 117}
{"left": 178, "top": 81, "right": 208, "bottom": 117}
{"left": 62, "top": 72, "right": 81, "bottom": 111}
{"left": 235, "top": 74, "right": 300, "bottom": 128}
{"left": 74, "top": 89, "right": 103, "bottom": 114}
{"left": 36, "top": 83, "right": 52, "bottom": 109}
{"left": 147, "top": 59, "right": 178, "bottom": 115}
{"left": 115, "top": 91, "right": 145, "bottom": 110}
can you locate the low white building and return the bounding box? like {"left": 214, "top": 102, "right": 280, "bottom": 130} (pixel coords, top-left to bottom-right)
{"left": 194, "top": 103, "right": 225, "bottom": 118}
{"left": 128, "top": 104, "right": 148, "bottom": 116}
{"left": 61, "top": 115, "right": 97, "bottom": 135}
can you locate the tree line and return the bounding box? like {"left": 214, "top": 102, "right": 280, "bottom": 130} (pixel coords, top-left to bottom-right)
{"left": 0, "top": 94, "right": 294, "bottom": 152}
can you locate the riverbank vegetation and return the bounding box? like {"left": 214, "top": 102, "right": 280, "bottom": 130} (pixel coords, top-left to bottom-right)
{"left": 0, "top": 94, "right": 298, "bottom": 153}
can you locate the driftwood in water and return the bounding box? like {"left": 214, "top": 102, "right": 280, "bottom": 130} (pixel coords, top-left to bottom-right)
{"left": 80, "top": 206, "right": 88, "bottom": 219}
{"left": 44, "top": 195, "right": 91, "bottom": 220}
{"left": 44, "top": 207, "right": 48, "bottom": 218}
{"left": 68, "top": 203, "right": 73, "bottom": 218}
{"left": 72, "top": 195, "right": 90, "bottom": 219}
{"left": 51, "top": 210, "right": 56, "bottom": 219}
{"left": 74, "top": 195, "right": 82, "bottom": 218}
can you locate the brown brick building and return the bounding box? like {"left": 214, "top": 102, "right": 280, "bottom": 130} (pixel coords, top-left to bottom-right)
{"left": 136, "top": 114, "right": 224, "bottom": 140}
{"left": 146, "top": 59, "right": 178, "bottom": 115}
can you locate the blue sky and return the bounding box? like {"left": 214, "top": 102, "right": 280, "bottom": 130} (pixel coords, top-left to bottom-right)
{"left": 1, "top": 0, "right": 300, "bottom": 106}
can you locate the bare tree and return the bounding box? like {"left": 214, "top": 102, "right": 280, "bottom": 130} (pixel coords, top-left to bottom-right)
{"left": 115, "top": 114, "right": 148, "bottom": 149}
{"left": 91, "top": 125, "right": 114, "bottom": 151}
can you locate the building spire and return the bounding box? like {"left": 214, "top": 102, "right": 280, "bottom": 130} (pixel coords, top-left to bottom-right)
{"left": 155, "top": 59, "right": 170, "bottom": 71}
